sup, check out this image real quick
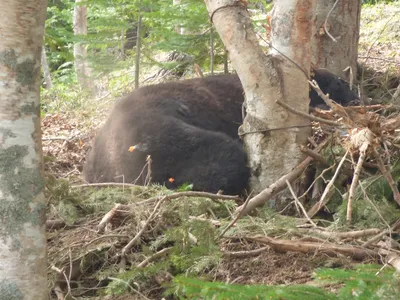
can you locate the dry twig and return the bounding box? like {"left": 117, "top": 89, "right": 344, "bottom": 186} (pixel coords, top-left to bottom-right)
{"left": 121, "top": 196, "right": 167, "bottom": 256}
{"left": 347, "top": 142, "right": 369, "bottom": 224}
{"left": 307, "top": 149, "right": 349, "bottom": 218}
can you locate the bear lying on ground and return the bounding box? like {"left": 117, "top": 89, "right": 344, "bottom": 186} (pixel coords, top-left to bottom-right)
{"left": 83, "top": 70, "right": 359, "bottom": 195}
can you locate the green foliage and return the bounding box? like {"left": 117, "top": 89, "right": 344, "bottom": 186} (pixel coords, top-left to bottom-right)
{"left": 176, "top": 183, "right": 194, "bottom": 192}
{"left": 171, "top": 276, "right": 336, "bottom": 300}
{"left": 316, "top": 264, "right": 400, "bottom": 299}
{"left": 45, "top": 175, "right": 83, "bottom": 225}
{"left": 171, "top": 264, "right": 400, "bottom": 300}
{"left": 362, "top": 0, "right": 397, "bottom": 4}
{"left": 335, "top": 160, "right": 400, "bottom": 228}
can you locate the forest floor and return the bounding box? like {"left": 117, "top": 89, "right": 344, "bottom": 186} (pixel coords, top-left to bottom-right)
{"left": 43, "top": 3, "right": 400, "bottom": 300}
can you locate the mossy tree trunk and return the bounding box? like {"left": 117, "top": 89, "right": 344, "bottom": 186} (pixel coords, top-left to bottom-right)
{"left": 0, "top": 0, "right": 48, "bottom": 298}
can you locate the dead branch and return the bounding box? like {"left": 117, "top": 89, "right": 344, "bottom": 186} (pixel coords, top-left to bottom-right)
{"left": 46, "top": 219, "right": 66, "bottom": 230}
{"left": 219, "top": 192, "right": 253, "bottom": 238}
{"left": 246, "top": 235, "right": 379, "bottom": 260}
{"left": 347, "top": 142, "right": 369, "bottom": 224}
{"left": 307, "top": 149, "right": 349, "bottom": 218}
{"left": 98, "top": 191, "right": 241, "bottom": 232}
{"left": 378, "top": 248, "right": 400, "bottom": 273}
{"left": 386, "top": 253, "right": 400, "bottom": 273}
{"left": 222, "top": 246, "right": 269, "bottom": 258}
{"left": 137, "top": 247, "right": 172, "bottom": 268}
{"left": 372, "top": 148, "right": 400, "bottom": 206}
{"left": 300, "top": 145, "right": 329, "bottom": 165}
{"left": 121, "top": 196, "right": 167, "bottom": 257}
{"left": 303, "top": 228, "right": 381, "bottom": 240}
{"left": 128, "top": 191, "right": 241, "bottom": 207}
{"left": 235, "top": 138, "right": 330, "bottom": 216}
{"left": 97, "top": 203, "right": 122, "bottom": 233}
{"left": 72, "top": 182, "right": 141, "bottom": 189}
{"left": 363, "top": 218, "right": 400, "bottom": 247}
{"left": 286, "top": 180, "right": 317, "bottom": 227}
{"left": 276, "top": 99, "right": 340, "bottom": 126}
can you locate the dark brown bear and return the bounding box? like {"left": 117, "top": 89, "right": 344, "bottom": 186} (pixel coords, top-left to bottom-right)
{"left": 83, "top": 70, "right": 358, "bottom": 195}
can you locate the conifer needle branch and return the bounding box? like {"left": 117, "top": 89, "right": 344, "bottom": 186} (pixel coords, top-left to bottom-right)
{"left": 347, "top": 141, "right": 369, "bottom": 225}
{"left": 372, "top": 148, "right": 400, "bottom": 206}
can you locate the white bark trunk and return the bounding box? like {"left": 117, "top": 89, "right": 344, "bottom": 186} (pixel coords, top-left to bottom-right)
{"left": 41, "top": 46, "right": 53, "bottom": 89}
{"left": 311, "top": 0, "right": 361, "bottom": 77}
{"left": 0, "top": 1, "right": 48, "bottom": 299}
{"left": 204, "top": 1, "right": 314, "bottom": 206}
{"left": 74, "top": 0, "right": 93, "bottom": 92}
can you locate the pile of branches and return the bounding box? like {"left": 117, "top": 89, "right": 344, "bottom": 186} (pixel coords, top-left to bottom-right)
{"left": 46, "top": 82, "right": 400, "bottom": 299}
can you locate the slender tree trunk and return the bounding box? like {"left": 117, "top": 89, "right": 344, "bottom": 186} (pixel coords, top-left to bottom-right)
{"left": 173, "top": 0, "right": 184, "bottom": 34}
{"left": 210, "top": 25, "right": 215, "bottom": 75}
{"left": 311, "top": 0, "right": 361, "bottom": 78}
{"left": 121, "top": 28, "right": 125, "bottom": 60}
{"left": 135, "top": 12, "right": 142, "bottom": 89}
{"left": 204, "top": 0, "right": 314, "bottom": 208}
{"left": 0, "top": 0, "right": 48, "bottom": 299}
{"left": 41, "top": 46, "right": 53, "bottom": 89}
{"left": 73, "top": 0, "right": 93, "bottom": 93}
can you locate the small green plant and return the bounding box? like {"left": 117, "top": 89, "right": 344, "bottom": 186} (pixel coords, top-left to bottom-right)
{"left": 170, "top": 264, "right": 400, "bottom": 300}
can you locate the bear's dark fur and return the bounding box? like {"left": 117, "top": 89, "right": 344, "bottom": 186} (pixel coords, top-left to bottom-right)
{"left": 83, "top": 70, "right": 358, "bottom": 195}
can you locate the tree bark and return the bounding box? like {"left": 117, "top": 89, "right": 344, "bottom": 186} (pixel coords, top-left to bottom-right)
{"left": 74, "top": 0, "right": 93, "bottom": 93}
{"left": 0, "top": 0, "right": 48, "bottom": 299}
{"left": 135, "top": 11, "right": 142, "bottom": 89}
{"left": 41, "top": 46, "right": 53, "bottom": 89}
{"left": 204, "top": 1, "right": 314, "bottom": 206}
{"left": 311, "top": 0, "right": 361, "bottom": 78}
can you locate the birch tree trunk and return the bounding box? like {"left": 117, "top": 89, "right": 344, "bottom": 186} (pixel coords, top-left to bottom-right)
{"left": 311, "top": 0, "right": 362, "bottom": 78}
{"left": 0, "top": 0, "right": 48, "bottom": 299}
{"left": 74, "top": 0, "right": 93, "bottom": 93}
{"left": 42, "top": 46, "right": 53, "bottom": 89}
{"left": 204, "top": 0, "right": 315, "bottom": 209}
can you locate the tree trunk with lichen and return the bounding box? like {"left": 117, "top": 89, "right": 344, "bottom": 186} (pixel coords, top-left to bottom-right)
{"left": 74, "top": 0, "right": 93, "bottom": 93}
{"left": 311, "top": 0, "right": 361, "bottom": 80}
{"left": 204, "top": 0, "right": 315, "bottom": 210}
{"left": 0, "top": 0, "right": 48, "bottom": 299}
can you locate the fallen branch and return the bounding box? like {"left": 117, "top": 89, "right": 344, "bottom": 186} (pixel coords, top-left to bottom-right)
{"left": 98, "top": 191, "right": 241, "bottom": 231}
{"left": 286, "top": 180, "right": 317, "bottom": 227}
{"left": 97, "top": 203, "right": 122, "bottom": 233}
{"left": 307, "top": 149, "right": 349, "bottom": 218}
{"left": 137, "top": 247, "right": 172, "bottom": 268}
{"left": 219, "top": 192, "right": 253, "bottom": 238}
{"left": 276, "top": 99, "right": 340, "bottom": 126}
{"left": 303, "top": 228, "right": 381, "bottom": 240}
{"left": 246, "top": 235, "right": 379, "bottom": 260}
{"left": 121, "top": 196, "right": 167, "bottom": 257}
{"left": 234, "top": 138, "right": 330, "bottom": 216}
{"left": 222, "top": 246, "right": 269, "bottom": 258}
{"left": 46, "top": 219, "right": 66, "bottom": 230}
{"left": 72, "top": 182, "right": 141, "bottom": 189}
{"left": 363, "top": 218, "right": 400, "bottom": 247}
{"left": 347, "top": 141, "right": 369, "bottom": 224}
